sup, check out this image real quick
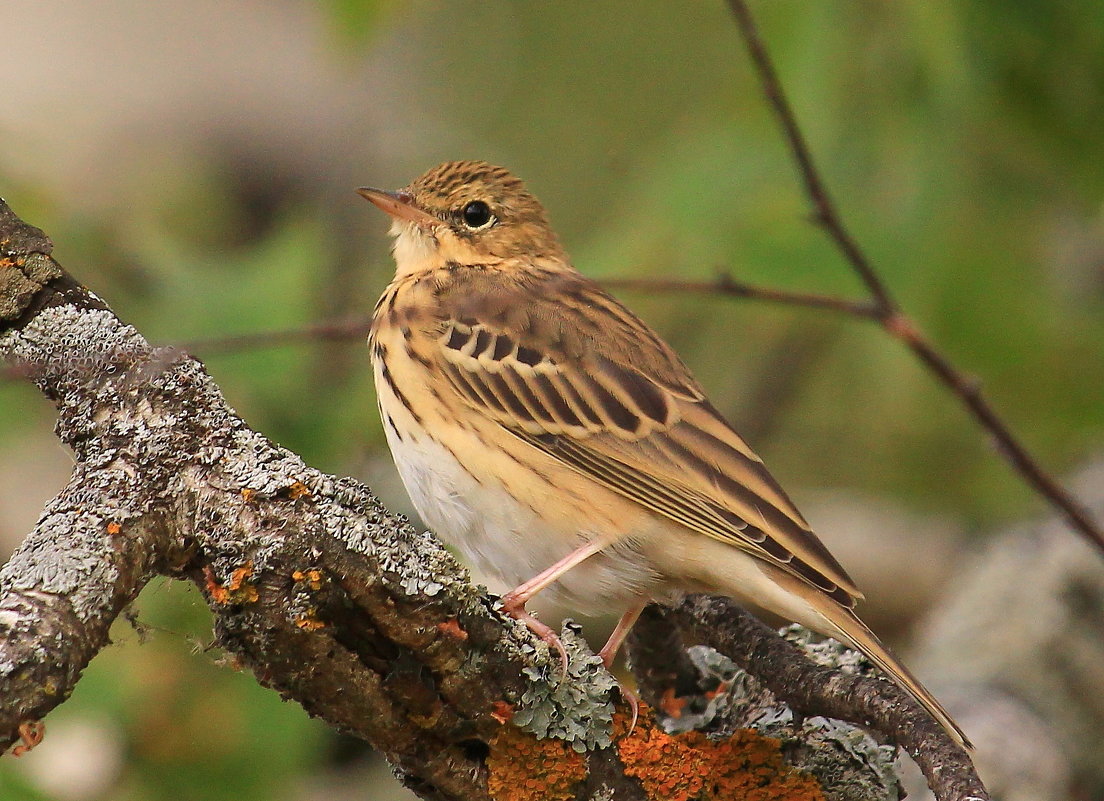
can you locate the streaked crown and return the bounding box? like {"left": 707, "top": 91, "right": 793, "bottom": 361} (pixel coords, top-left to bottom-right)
{"left": 401, "top": 161, "right": 566, "bottom": 262}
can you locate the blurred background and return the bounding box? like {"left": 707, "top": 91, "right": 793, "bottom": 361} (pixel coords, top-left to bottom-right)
{"left": 1, "top": 1, "right": 1103, "bottom": 799}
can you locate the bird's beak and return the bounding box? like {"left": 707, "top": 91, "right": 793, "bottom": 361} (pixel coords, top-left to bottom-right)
{"left": 356, "top": 187, "right": 439, "bottom": 227}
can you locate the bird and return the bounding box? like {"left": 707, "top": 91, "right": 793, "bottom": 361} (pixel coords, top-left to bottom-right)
{"left": 359, "top": 160, "right": 969, "bottom": 748}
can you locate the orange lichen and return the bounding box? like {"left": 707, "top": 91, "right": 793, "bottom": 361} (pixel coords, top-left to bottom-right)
{"left": 11, "top": 721, "right": 45, "bottom": 757}
{"left": 617, "top": 710, "right": 823, "bottom": 801}
{"left": 240, "top": 488, "right": 257, "bottom": 503}
{"left": 286, "top": 481, "right": 311, "bottom": 500}
{"left": 489, "top": 700, "right": 514, "bottom": 724}
{"left": 436, "top": 618, "right": 468, "bottom": 641}
{"left": 203, "top": 566, "right": 229, "bottom": 603}
{"left": 617, "top": 711, "right": 706, "bottom": 801}
{"left": 487, "top": 726, "right": 586, "bottom": 801}
{"left": 106, "top": 521, "right": 122, "bottom": 536}
{"left": 203, "top": 562, "right": 259, "bottom": 605}
{"left": 295, "top": 612, "right": 327, "bottom": 631}
{"left": 227, "top": 563, "right": 255, "bottom": 590}
{"left": 292, "top": 568, "right": 324, "bottom": 590}
{"left": 659, "top": 686, "right": 689, "bottom": 719}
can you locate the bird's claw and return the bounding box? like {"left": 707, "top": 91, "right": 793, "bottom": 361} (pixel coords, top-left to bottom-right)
{"left": 500, "top": 595, "right": 570, "bottom": 673}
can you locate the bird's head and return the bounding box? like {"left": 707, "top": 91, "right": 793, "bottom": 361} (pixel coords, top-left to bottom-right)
{"left": 359, "top": 161, "right": 566, "bottom": 276}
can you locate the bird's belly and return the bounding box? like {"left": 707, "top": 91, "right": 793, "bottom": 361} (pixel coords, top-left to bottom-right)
{"left": 382, "top": 420, "right": 660, "bottom": 614}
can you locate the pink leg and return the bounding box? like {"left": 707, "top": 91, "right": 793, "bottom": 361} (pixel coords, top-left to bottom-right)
{"left": 598, "top": 599, "right": 649, "bottom": 732}
{"left": 500, "top": 538, "right": 609, "bottom": 671}
{"left": 597, "top": 600, "right": 648, "bottom": 668}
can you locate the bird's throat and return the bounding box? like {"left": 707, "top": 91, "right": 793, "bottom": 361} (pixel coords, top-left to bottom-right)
{"left": 390, "top": 220, "right": 444, "bottom": 278}
{"left": 390, "top": 220, "right": 500, "bottom": 279}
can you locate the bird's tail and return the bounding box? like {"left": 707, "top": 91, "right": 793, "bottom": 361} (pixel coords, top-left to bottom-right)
{"left": 818, "top": 604, "right": 971, "bottom": 749}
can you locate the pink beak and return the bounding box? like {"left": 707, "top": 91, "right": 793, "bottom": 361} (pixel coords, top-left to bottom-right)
{"left": 356, "top": 187, "right": 439, "bottom": 226}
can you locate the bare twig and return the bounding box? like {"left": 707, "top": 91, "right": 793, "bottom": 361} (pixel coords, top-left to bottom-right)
{"left": 176, "top": 316, "right": 372, "bottom": 355}
{"left": 601, "top": 275, "right": 879, "bottom": 318}
{"left": 722, "top": 0, "right": 1104, "bottom": 555}
{"left": 724, "top": 0, "right": 896, "bottom": 313}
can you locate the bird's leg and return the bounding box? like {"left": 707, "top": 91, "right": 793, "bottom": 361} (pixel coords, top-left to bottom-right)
{"left": 598, "top": 599, "right": 648, "bottom": 732}
{"left": 500, "top": 538, "right": 609, "bottom": 671}
{"left": 597, "top": 600, "right": 648, "bottom": 668}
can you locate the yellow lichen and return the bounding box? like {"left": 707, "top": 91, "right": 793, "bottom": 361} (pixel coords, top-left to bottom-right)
{"left": 294, "top": 611, "right": 327, "bottom": 631}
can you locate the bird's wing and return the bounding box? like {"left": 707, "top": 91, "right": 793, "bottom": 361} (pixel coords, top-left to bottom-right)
{"left": 428, "top": 267, "right": 861, "bottom": 606}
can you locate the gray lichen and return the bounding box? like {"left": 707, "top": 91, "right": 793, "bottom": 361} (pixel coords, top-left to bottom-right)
{"left": 789, "top": 718, "right": 901, "bottom": 801}
{"left": 513, "top": 623, "right": 616, "bottom": 751}
{"left": 0, "top": 510, "right": 120, "bottom": 623}
{"left": 374, "top": 525, "right": 459, "bottom": 598}
{"left": 780, "top": 623, "right": 873, "bottom": 674}
{"left": 658, "top": 645, "right": 748, "bottom": 734}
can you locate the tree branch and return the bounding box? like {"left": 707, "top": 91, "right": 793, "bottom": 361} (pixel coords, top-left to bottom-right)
{"left": 723, "top": 0, "right": 895, "bottom": 311}
{"left": 175, "top": 315, "right": 373, "bottom": 355}
{"left": 640, "top": 596, "right": 989, "bottom": 801}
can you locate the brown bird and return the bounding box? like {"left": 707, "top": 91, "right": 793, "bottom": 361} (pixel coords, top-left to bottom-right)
{"left": 360, "top": 160, "right": 969, "bottom": 748}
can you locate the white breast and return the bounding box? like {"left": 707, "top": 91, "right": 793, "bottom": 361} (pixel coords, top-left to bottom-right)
{"left": 382, "top": 418, "right": 479, "bottom": 549}
{"left": 379, "top": 411, "right": 662, "bottom": 613}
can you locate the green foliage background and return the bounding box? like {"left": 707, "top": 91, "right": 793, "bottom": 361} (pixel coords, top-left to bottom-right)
{"left": 1, "top": 1, "right": 1102, "bottom": 798}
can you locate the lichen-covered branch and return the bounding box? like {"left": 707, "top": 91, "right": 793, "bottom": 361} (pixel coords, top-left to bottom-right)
{"left": 628, "top": 596, "right": 989, "bottom": 801}
{"left": 0, "top": 477, "right": 168, "bottom": 746}
{"left": 0, "top": 197, "right": 974, "bottom": 800}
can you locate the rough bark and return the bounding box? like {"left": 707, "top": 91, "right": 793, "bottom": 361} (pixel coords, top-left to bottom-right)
{"left": 0, "top": 198, "right": 986, "bottom": 800}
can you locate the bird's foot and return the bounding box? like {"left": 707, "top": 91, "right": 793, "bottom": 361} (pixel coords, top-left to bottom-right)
{"left": 500, "top": 593, "right": 569, "bottom": 673}
{"left": 501, "top": 593, "right": 639, "bottom": 731}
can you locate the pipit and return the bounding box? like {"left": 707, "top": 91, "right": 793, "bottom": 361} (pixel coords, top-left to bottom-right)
{"left": 360, "top": 160, "right": 968, "bottom": 747}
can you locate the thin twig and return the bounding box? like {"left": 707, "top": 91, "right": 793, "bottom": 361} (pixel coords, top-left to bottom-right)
{"left": 724, "top": 0, "right": 896, "bottom": 313}
{"left": 888, "top": 316, "right": 1104, "bottom": 550}
{"left": 723, "top": 0, "right": 1104, "bottom": 555}
{"left": 176, "top": 316, "right": 372, "bottom": 355}
{"left": 0, "top": 318, "right": 372, "bottom": 383}
{"left": 602, "top": 275, "right": 879, "bottom": 318}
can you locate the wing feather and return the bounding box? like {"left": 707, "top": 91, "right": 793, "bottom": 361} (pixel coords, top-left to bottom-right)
{"left": 429, "top": 268, "right": 861, "bottom": 603}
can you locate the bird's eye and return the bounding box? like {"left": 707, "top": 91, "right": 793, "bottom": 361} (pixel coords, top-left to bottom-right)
{"left": 460, "top": 200, "right": 494, "bottom": 230}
